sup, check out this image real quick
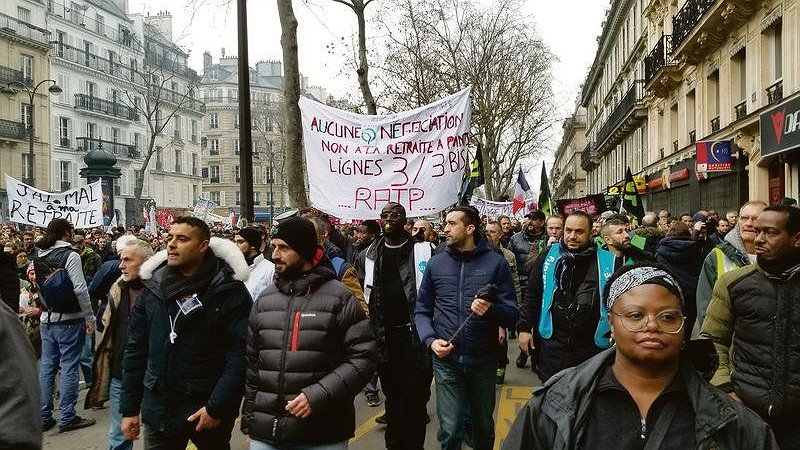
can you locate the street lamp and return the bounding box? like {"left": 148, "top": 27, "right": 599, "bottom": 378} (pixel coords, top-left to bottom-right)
{"left": 1, "top": 79, "right": 62, "bottom": 187}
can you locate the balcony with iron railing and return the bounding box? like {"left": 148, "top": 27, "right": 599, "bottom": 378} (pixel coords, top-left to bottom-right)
{"left": 644, "top": 34, "right": 681, "bottom": 97}
{"left": 0, "top": 119, "right": 27, "bottom": 140}
{"left": 76, "top": 137, "right": 140, "bottom": 159}
{"left": 0, "top": 65, "right": 32, "bottom": 87}
{"left": 767, "top": 79, "right": 783, "bottom": 105}
{"left": 144, "top": 53, "right": 198, "bottom": 79}
{"left": 671, "top": 0, "right": 756, "bottom": 64}
{"left": 74, "top": 94, "right": 139, "bottom": 121}
{"left": 734, "top": 101, "right": 747, "bottom": 120}
{"left": 0, "top": 13, "right": 50, "bottom": 47}
{"left": 52, "top": 42, "right": 135, "bottom": 79}
{"left": 157, "top": 87, "right": 206, "bottom": 113}
{"left": 47, "top": 2, "right": 137, "bottom": 48}
{"left": 711, "top": 116, "right": 720, "bottom": 133}
{"left": 581, "top": 142, "right": 598, "bottom": 171}
{"left": 595, "top": 80, "right": 647, "bottom": 153}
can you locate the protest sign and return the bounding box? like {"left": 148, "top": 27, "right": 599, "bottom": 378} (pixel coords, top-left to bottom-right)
{"left": 556, "top": 194, "right": 609, "bottom": 217}
{"left": 5, "top": 175, "right": 103, "bottom": 229}
{"left": 156, "top": 209, "right": 176, "bottom": 229}
{"left": 469, "top": 196, "right": 514, "bottom": 220}
{"left": 192, "top": 197, "right": 216, "bottom": 221}
{"left": 300, "top": 88, "right": 472, "bottom": 220}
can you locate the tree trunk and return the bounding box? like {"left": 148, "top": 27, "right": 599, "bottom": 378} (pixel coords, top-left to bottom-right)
{"left": 133, "top": 134, "right": 157, "bottom": 224}
{"left": 354, "top": 3, "right": 377, "bottom": 115}
{"left": 277, "top": 0, "right": 308, "bottom": 208}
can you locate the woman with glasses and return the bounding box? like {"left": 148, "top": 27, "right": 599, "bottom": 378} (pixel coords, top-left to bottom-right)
{"left": 502, "top": 263, "right": 778, "bottom": 450}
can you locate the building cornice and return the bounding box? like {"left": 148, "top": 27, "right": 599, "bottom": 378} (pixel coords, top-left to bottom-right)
{"left": 580, "top": 0, "right": 632, "bottom": 105}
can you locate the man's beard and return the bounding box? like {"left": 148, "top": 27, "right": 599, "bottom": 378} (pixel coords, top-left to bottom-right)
{"left": 276, "top": 259, "right": 305, "bottom": 279}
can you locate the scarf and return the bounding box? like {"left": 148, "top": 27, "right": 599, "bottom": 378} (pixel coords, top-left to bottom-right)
{"left": 162, "top": 252, "right": 219, "bottom": 301}
{"left": 552, "top": 241, "right": 596, "bottom": 307}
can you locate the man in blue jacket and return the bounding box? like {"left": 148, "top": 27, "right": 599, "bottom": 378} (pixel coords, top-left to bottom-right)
{"left": 415, "top": 206, "right": 518, "bottom": 450}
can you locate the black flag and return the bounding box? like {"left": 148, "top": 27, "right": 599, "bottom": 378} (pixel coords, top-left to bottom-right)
{"left": 459, "top": 145, "right": 485, "bottom": 204}
{"left": 622, "top": 167, "right": 645, "bottom": 221}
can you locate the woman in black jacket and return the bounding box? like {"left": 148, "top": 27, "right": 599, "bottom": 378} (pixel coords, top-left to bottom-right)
{"left": 502, "top": 263, "right": 778, "bottom": 450}
{"left": 655, "top": 222, "right": 703, "bottom": 336}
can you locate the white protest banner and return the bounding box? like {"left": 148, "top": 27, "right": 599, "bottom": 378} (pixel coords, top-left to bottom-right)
{"left": 469, "top": 196, "right": 514, "bottom": 220}
{"left": 192, "top": 197, "right": 216, "bottom": 221}
{"left": 5, "top": 175, "right": 103, "bottom": 229}
{"left": 300, "top": 88, "right": 472, "bottom": 220}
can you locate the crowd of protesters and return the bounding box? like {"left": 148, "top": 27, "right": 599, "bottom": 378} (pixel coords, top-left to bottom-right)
{"left": 0, "top": 198, "right": 799, "bottom": 450}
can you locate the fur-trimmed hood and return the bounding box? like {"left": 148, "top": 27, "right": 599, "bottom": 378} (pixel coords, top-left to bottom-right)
{"left": 139, "top": 236, "right": 250, "bottom": 282}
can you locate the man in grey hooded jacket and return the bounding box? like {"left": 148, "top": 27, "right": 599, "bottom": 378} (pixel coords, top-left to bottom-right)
{"left": 695, "top": 201, "right": 765, "bottom": 334}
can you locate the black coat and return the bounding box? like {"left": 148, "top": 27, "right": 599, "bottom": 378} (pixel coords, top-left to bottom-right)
{"left": 0, "top": 252, "right": 20, "bottom": 311}
{"left": 119, "top": 250, "right": 251, "bottom": 433}
{"left": 655, "top": 236, "right": 703, "bottom": 333}
{"left": 241, "top": 260, "right": 376, "bottom": 445}
{"left": 501, "top": 349, "right": 779, "bottom": 450}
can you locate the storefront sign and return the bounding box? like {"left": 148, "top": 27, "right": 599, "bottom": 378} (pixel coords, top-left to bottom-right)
{"left": 696, "top": 140, "right": 733, "bottom": 172}
{"left": 761, "top": 94, "right": 800, "bottom": 158}
{"left": 556, "top": 194, "right": 609, "bottom": 217}
{"left": 668, "top": 168, "right": 690, "bottom": 182}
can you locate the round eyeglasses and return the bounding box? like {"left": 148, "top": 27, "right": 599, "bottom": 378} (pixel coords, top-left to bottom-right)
{"left": 611, "top": 308, "right": 686, "bottom": 334}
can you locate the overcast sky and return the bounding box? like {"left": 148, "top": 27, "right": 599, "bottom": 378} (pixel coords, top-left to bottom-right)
{"left": 129, "top": 0, "right": 610, "bottom": 190}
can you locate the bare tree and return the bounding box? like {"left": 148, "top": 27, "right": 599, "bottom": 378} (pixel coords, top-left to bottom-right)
{"left": 277, "top": 0, "right": 308, "bottom": 207}
{"left": 375, "top": 0, "right": 558, "bottom": 199}
{"left": 328, "top": 0, "right": 378, "bottom": 114}
{"left": 251, "top": 99, "right": 288, "bottom": 206}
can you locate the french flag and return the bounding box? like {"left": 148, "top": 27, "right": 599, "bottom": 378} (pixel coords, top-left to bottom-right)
{"left": 512, "top": 167, "right": 530, "bottom": 214}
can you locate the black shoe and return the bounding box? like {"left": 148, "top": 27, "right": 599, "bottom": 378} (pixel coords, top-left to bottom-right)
{"left": 42, "top": 419, "right": 57, "bottom": 432}
{"left": 59, "top": 416, "right": 96, "bottom": 433}
{"left": 496, "top": 367, "right": 506, "bottom": 385}
{"left": 515, "top": 352, "right": 528, "bottom": 369}
{"left": 375, "top": 413, "right": 388, "bottom": 424}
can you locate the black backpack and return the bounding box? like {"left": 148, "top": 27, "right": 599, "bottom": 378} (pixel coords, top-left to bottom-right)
{"left": 32, "top": 247, "right": 81, "bottom": 313}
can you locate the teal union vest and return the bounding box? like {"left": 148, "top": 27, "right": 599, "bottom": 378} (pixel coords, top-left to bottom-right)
{"left": 539, "top": 244, "right": 618, "bottom": 348}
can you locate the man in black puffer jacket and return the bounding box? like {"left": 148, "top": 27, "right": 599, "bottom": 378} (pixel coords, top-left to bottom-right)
{"left": 242, "top": 217, "right": 376, "bottom": 449}
{"left": 120, "top": 217, "right": 252, "bottom": 450}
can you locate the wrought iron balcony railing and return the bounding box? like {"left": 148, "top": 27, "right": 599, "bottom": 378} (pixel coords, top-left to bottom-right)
{"left": 645, "top": 35, "right": 675, "bottom": 84}
{"left": 767, "top": 80, "right": 783, "bottom": 105}
{"left": 596, "top": 80, "right": 645, "bottom": 149}
{"left": 689, "top": 130, "right": 697, "bottom": 144}
{"left": 711, "top": 116, "right": 720, "bottom": 132}
{"left": 47, "top": 3, "right": 137, "bottom": 48}
{"left": 0, "top": 119, "right": 27, "bottom": 140}
{"left": 0, "top": 65, "right": 32, "bottom": 86}
{"left": 734, "top": 101, "right": 747, "bottom": 120}
{"left": 74, "top": 94, "right": 139, "bottom": 121}
{"left": 76, "top": 137, "right": 140, "bottom": 158}
{"left": 0, "top": 13, "right": 50, "bottom": 46}
{"left": 672, "top": 0, "right": 717, "bottom": 51}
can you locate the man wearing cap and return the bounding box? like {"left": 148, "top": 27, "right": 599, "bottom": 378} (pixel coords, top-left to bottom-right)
{"left": 355, "top": 203, "right": 437, "bottom": 448}
{"left": 518, "top": 210, "right": 618, "bottom": 381}
{"left": 242, "top": 217, "right": 376, "bottom": 449}
{"left": 234, "top": 228, "right": 275, "bottom": 301}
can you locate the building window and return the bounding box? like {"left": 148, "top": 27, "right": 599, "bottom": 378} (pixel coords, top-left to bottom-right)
{"left": 22, "top": 154, "right": 33, "bottom": 182}
{"left": 59, "top": 117, "right": 70, "bottom": 146}
{"left": 210, "top": 165, "right": 220, "bottom": 183}
{"left": 60, "top": 161, "right": 71, "bottom": 190}
{"left": 174, "top": 115, "right": 181, "bottom": 138}
{"left": 95, "top": 13, "right": 105, "bottom": 34}
{"left": 235, "top": 166, "right": 240, "bottom": 182}
{"left": 191, "top": 119, "right": 197, "bottom": 142}
{"left": 209, "top": 139, "right": 220, "bottom": 155}
{"left": 266, "top": 191, "right": 274, "bottom": 205}
{"left": 771, "top": 22, "right": 783, "bottom": 81}
{"left": 87, "top": 122, "right": 97, "bottom": 139}
{"left": 174, "top": 149, "right": 182, "bottom": 172}
{"left": 192, "top": 154, "right": 198, "bottom": 175}
{"left": 17, "top": 6, "right": 31, "bottom": 22}
{"left": 108, "top": 50, "right": 117, "bottom": 75}
{"left": 20, "top": 104, "right": 32, "bottom": 129}
{"left": 234, "top": 139, "right": 240, "bottom": 155}
{"left": 234, "top": 113, "right": 240, "bottom": 128}
{"left": 20, "top": 54, "right": 33, "bottom": 83}
{"left": 86, "top": 81, "right": 96, "bottom": 97}
{"left": 133, "top": 132, "right": 141, "bottom": 150}
{"left": 156, "top": 148, "right": 163, "bottom": 170}
{"left": 210, "top": 191, "right": 220, "bottom": 204}
{"left": 210, "top": 113, "right": 219, "bottom": 129}
{"left": 254, "top": 192, "right": 260, "bottom": 205}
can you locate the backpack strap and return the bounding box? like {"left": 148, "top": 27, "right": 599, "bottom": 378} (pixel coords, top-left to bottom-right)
{"left": 330, "top": 256, "right": 347, "bottom": 280}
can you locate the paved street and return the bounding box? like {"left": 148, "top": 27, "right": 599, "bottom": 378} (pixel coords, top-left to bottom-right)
{"left": 43, "top": 341, "right": 541, "bottom": 450}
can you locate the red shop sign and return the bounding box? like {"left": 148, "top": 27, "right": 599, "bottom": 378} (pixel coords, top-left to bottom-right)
{"left": 668, "top": 168, "right": 690, "bottom": 182}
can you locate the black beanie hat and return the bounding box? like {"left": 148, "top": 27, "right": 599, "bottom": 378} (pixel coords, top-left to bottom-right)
{"left": 237, "top": 227, "right": 262, "bottom": 250}
{"left": 271, "top": 217, "right": 319, "bottom": 262}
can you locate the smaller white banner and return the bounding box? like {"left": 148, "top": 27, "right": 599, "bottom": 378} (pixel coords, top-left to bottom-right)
{"left": 5, "top": 175, "right": 104, "bottom": 229}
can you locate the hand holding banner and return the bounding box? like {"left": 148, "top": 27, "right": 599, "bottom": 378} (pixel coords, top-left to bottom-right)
{"left": 5, "top": 175, "right": 104, "bottom": 229}
{"left": 300, "top": 88, "right": 472, "bottom": 220}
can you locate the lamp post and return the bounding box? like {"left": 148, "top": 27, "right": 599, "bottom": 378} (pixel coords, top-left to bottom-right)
{"left": 1, "top": 79, "right": 62, "bottom": 187}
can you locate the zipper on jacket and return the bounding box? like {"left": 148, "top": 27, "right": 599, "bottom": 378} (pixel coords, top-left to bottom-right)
{"left": 272, "top": 417, "right": 278, "bottom": 438}
{"left": 640, "top": 417, "right": 646, "bottom": 441}
{"left": 290, "top": 311, "right": 301, "bottom": 352}
{"left": 458, "top": 261, "right": 464, "bottom": 364}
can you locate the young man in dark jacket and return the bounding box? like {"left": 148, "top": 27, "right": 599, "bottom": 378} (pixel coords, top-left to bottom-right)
{"left": 415, "top": 206, "right": 518, "bottom": 450}
{"left": 355, "top": 203, "right": 436, "bottom": 449}
{"left": 119, "top": 217, "right": 252, "bottom": 450}
{"left": 242, "top": 217, "right": 376, "bottom": 449}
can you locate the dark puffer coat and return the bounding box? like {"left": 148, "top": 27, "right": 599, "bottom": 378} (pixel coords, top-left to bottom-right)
{"left": 655, "top": 236, "right": 703, "bottom": 335}
{"left": 241, "top": 258, "right": 376, "bottom": 446}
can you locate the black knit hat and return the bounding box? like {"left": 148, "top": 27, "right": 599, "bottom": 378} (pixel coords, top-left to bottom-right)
{"left": 271, "top": 217, "right": 319, "bottom": 262}
{"left": 236, "top": 227, "right": 262, "bottom": 250}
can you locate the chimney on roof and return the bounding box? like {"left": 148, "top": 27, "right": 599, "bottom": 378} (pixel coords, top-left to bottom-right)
{"left": 203, "top": 51, "right": 213, "bottom": 73}
{"left": 144, "top": 9, "right": 173, "bottom": 40}
{"left": 221, "top": 47, "right": 226, "bottom": 57}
